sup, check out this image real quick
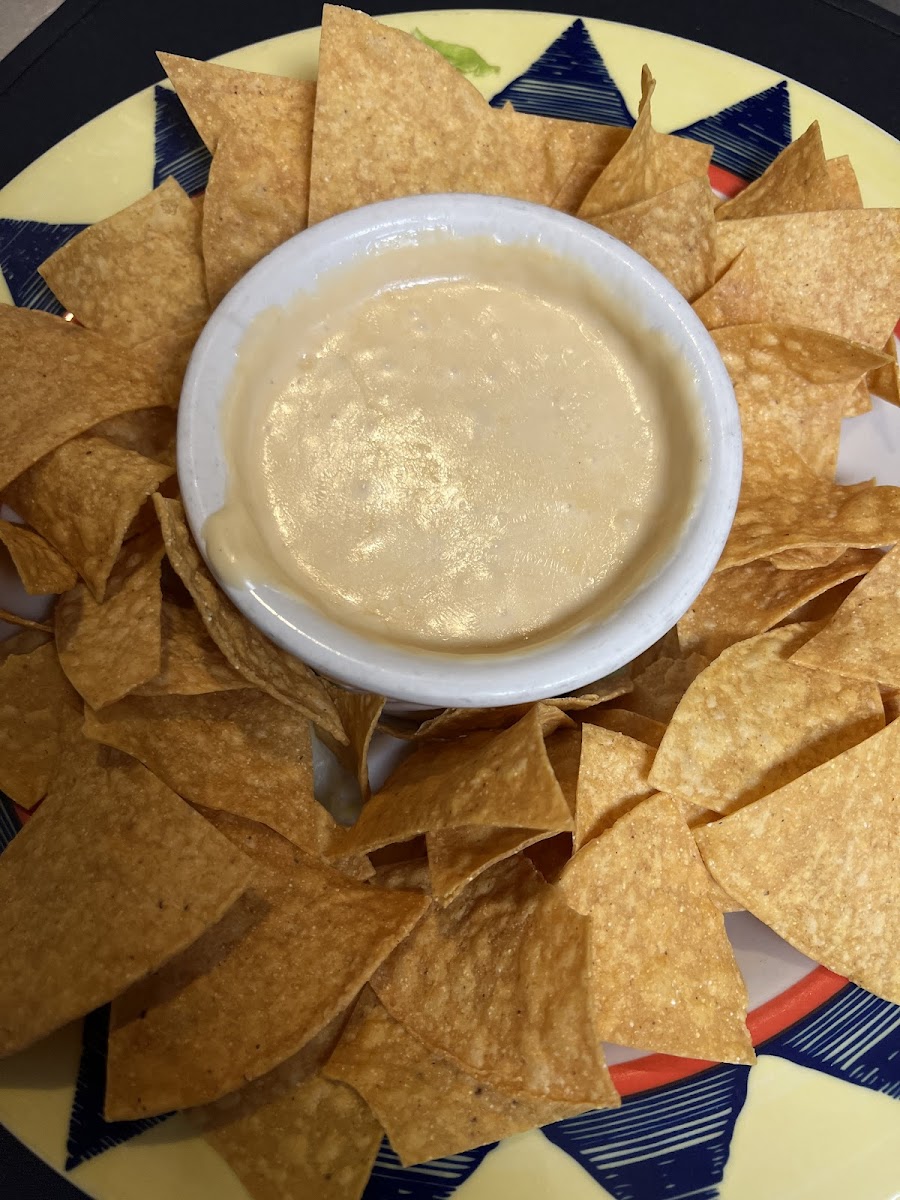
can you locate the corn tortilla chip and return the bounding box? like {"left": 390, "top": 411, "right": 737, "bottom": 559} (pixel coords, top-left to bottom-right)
{"left": 0, "top": 608, "right": 52, "bottom": 633}
{"left": 195, "top": 1011, "right": 382, "bottom": 1200}
{"left": 5, "top": 436, "right": 173, "bottom": 602}
{"left": 696, "top": 719, "right": 900, "bottom": 1003}
{"left": 825, "top": 156, "right": 863, "bottom": 209}
{"left": 89, "top": 408, "right": 177, "bottom": 466}
{"left": 153, "top": 496, "right": 343, "bottom": 740}
{"left": 372, "top": 855, "right": 618, "bottom": 1106}
{"left": 692, "top": 249, "right": 767, "bottom": 331}
{"left": 578, "top": 68, "right": 712, "bottom": 221}
{"left": 714, "top": 210, "right": 900, "bottom": 351}
{"left": 307, "top": 6, "right": 575, "bottom": 226}
{"left": 590, "top": 177, "right": 716, "bottom": 302}
{"left": 132, "top": 320, "right": 205, "bottom": 405}
{"left": 203, "top": 86, "right": 315, "bottom": 306}
{"left": 620, "top": 651, "right": 709, "bottom": 724}
{"left": 132, "top": 601, "right": 246, "bottom": 696}
{"left": 583, "top": 708, "right": 666, "bottom": 748}
{"left": 335, "top": 707, "right": 573, "bottom": 857}
{"left": 522, "top": 833, "right": 572, "bottom": 883}
{"left": 0, "top": 308, "right": 169, "bottom": 493}
{"left": 202, "top": 806, "right": 374, "bottom": 882}
{"left": 574, "top": 723, "right": 656, "bottom": 849}
{"left": 882, "top": 688, "right": 900, "bottom": 723}
{"left": 716, "top": 123, "right": 832, "bottom": 220}
{"left": 370, "top": 857, "right": 431, "bottom": 894}
{"left": 324, "top": 988, "right": 588, "bottom": 1166}
{"left": 649, "top": 625, "right": 884, "bottom": 814}
{"left": 0, "top": 641, "right": 80, "bottom": 808}
{"left": 105, "top": 851, "right": 428, "bottom": 1116}
{"left": 869, "top": 335, "right": 900, "bottom": 406}
{"left": 0, "top": 628, "right": 51, "bottom": 663}
{"left": 0, "top": 519, "right": 76, "bottom": 595}
{"left": 788, "top": 544, "right": 900, "bottom": 687}
{"left": 0, "top": 740, "right": 251, "bottom": 1057}
{"left": 426, "top": 825, "right": 556, "bottom": 907}
{"left": 544, "top": 724, "right": 581, "bottom": 811}
{"left": 321, "top": 684, "right": 385, "bottom": 803}
{"left": 83, "top": 688, "right": 337, "bottom": 853}
{"left": 678, "top": 549, "right": 880, "bottom": 659}
{"left": 559, "top": 795, "right": 754, "bottom": 1062}
{"left": 768, "top": 545, "right": 845, "bottom": 570}
{"left": 39, "top": 178, "right": 208, "bottom": 347}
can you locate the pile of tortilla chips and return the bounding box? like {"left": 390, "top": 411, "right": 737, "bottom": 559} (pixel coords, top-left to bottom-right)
{"left": 1, "top": 6, "right": 899, "bottom": 1198}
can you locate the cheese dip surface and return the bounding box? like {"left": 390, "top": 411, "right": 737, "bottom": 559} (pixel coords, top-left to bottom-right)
{"left": 206, "top": 237, "right": 704, "bottom": 653}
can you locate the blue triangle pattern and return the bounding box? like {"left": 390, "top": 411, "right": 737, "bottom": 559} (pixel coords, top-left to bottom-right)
{"left": 542, "top": 1064, "right": 750, "bottom": 1200}
{"left": 673, "top": 81, "right": 791, "bottom": 181}
{"left": 490, "top": 19, "right": 634, "bottom": 127}
{"left": 363, "top": 1137, "right": 497, "bottom": 1199}
{"left": 0, "top": 790, "right": 21, "bottom": 852}
{"left": 762, "top": 983, "right": 900, "bottom": 1099}
{"left": 66, "top": 1005, "right": 171, "bottom": 1171}
{"left": 153, "top": 86, "right": 212, "bottom": 195}
{"left": 0, "top": 218, "right": 86, "bottom": 313}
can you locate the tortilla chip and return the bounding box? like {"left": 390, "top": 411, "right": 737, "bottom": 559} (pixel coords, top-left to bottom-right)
{"left": 0, "top": 308, "right": 169, "bottom": 493}
{"left": 0, "top": 608, "right": 52, "bottom": 633}
{"left": 0, "top": 740, "right": 251, "bottom": 1057}
{"left": 202, "top": 806, "right": 373, "bottom": 882}
{"left": 583, "top": 708, "right": 666, "bottom": 748}
{"left": 336, "top": 706, "right": 573, "bottom": 857}
{"left": 153, "top": 496, "right": 343, "bottom": 740}
{"left": 324, "top": 988, "right": 587, "bottom": 1166}
{"left": 649, "top": 625, "right": 884, "bottom": 814}
{"left": 523, "top": 833, "right": 572, "bottom": 883}
{"left": 719, "top": 457, "right": 900, "bottom": 571}
{"left": 321, "top": 684, "right": 385, "bottom": 803}
{"left": 0, "top": 641, "right": 80, "bottom": 808}
{"left": 768, "top": 545, "right": 845, "bottom": 570}
{"left": 195, "top": 1012, "right": 382, "bottom": 1200}
{"left": 574, "top": 723, "right": 656, "bottom": 849}
{"left": 88, "top": 407, "right": 177, "bottom": 466}
{"left": 788, "top": 544, "right": 900, "bottom": 687}
{"left": 869, "top": 335, "right": 900, "bottom": 406}
{"left": 5, "top": 436, "right": 173, "bottom": 601}
{"left": 825, "top": 155, "right": 863, "bottom": 209}
{"left": 714, "top": 210, "right": 900, "bottom": 351}
{"left": 590, "top": 177, "right": 716, "bottom": 301}
{"left": 713, "top": 324, "right": 884, "bottom": 480}
{"left": 0, "top": 628, "right": 51, "bottom": 664}
{"left": 83, "top": 688, "right": 337, "bottom": 853}
{"left": 882, "top": 688, "right": 900, "bottom": 724}
{"left": 559, "top": 795, "right": 754, "bottom": 1063}
{"left": 678, "top": 549, "right": 880, "bottom": 659}
{"left": 132, "top": 320, "right": 205, "bottom": 405}
{"left": 105, "top": 851, "right": 428, "bottom": 1116}
{"left": 38, "top": 178, "right": 208, "bottom": 347}
{"left": 132, "top": 601, "right": 245, "bottom": 696}
{"left": 203, "top": 86, "right": 315, "bottom": 306}
{"left": 307, "top": 6, "right": 575, "bottom": 226}
{"left": 620, "top": 651, "right": 709, "bottom": 724}
{"left": 372, "top": 855, "right": 617, "bottom": 1106}
{"left": 427, "top": 825, "right": 555, "bottom": 907}
{"left": 717, "top": 123, "right": 832, "bottom": 220}
{"left": 578, "top": 68, "right": 712, "bottom": 221}
{"left": 370, "top": 858, "right": 431, "bottom": 894}
{"left": 544, "top": 724, "right": 581, "bottom": 811}
{"left": 696, "top": 719, "right": 900, "bottom": 1003}
{"left": 0, "top": 519, "right": 76, "bottom": 595}
{"left": 692, "top": 249, "right": 768, "bottom": 330}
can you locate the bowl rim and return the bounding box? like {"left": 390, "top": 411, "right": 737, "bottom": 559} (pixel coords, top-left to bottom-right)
{"left": 178, "top": 193, "right": 742, "bottom": 707}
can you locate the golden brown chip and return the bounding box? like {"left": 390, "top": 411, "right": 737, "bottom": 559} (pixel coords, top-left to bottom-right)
{"left": 716, "top": 123, "right": 832, "bottom": 220}
{"left": 583, "top": 707, "right": 666, "bottom": 748}
{"left": 324, "top": 988, "right": 587, "bottom": 1166}
{"left": 713, "top": 324, "right": 885, "bottom": 480}
{"left": 714, "top": 210, "right": 900, "bottom": 351}
{"left": 426, "top": 825, "right": 555, "bottom": 907}
{"left": 89, "top": 408, "right": 177, "bottom": 466}
{"left": 0, "top": 308, "right": 170, "bottom": 493}
{"left": 692, "top": 249, "right": 767, "bottom": 331}
{"left": 105, "top": 851, "right": 428, "bottom": 1116}
{"left": 844, "top": 379, "right": 873, "bottom": 417}
{"left": 55, "top": 531, "right": 164, "bottom": 710}
{"left": 578, "top": 68, "right": 712, "bottom": 220}
{"left": 370, "top": 857, "right": 431, "bottom": 894}
{"left": 195, "top": 1012, "right": 382, "bottom": 1200}
{"left": 5, "top": 436, "right": 173, "bottom": 602}
{"left": 825, "top": 155, "right": 863, "bottom": 209}
{"left": 574, "top": 723, "right": 656, "bottom": 849}
{"left": 0, "top": 519, "right": 76, "bottom": 595}
{"left": 321, "top": 684, "right": 385, "bottom": 803}
{"left": 307, "top": 6, "right": 575, "bottom": 225}
{"left": 788, "top": 544, "right": 900, "bottom": 686}
{"left": 203, "top": 85, "right": 315, "bottom": 306}
{"left": 0, "top": 608, "right": 52, "bottom": 633}
{"left": 0, "top": 641, "right": 80, "bottom": 808}
{"left": 696, "top": 720, "right": 900, "bottom": 1003}
{"left": 620, "top": 651, "right": 709, "bottom": 724}
{"left": 38, "top": 178, "right": 209, "bottom": 346}
{"left": 0, "top": 740, "right": 251, "bottom": 1057}
{"left": 200, "top": 806, "right": 373, "bottom": 882}
{"left": 372, "top": 855, "right": 617, "bottom": 1106}
{"left": 544, "top": 724, "right": 582, "bottom": 811}
{"left": 869, "top": 335, "right": 900, "bottom": 406}
{"left": 153, "top": 496, "right": 343, "bottom": 739}
{"left": 767, "top": 545, "right": 846, "bottom": 570}
{"left": 559, "top": 794, "right": 754, "bottom": 1062}
{"left": 678, "top": 549, "right": 880, "bottom": 659}
{"left": 133, "top": 601, "right": 246, "bottom": 696}
{"left": 335, "top": 706, "right": 573, "bottom": 857}
{"left": 132, "top": 321, "right": 205, "bottom": 405}
{"left": 649, "top": 624, "right": 884, "bottom": 814}
{"left": 0, "top": 627, "right": 51, "bottom": 663}
{"left": 882, "top": 687, "right": 900, "bottom": 724}
{"left": 83, "top": 688, "right": 337, "bottom": 853}
{"left": 590, "top": 177, "right": 716, "bottom": 302}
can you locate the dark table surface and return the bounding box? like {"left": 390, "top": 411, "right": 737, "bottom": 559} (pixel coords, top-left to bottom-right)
{"left": 1, "top": 0, "right": 898, "bottom": 1194}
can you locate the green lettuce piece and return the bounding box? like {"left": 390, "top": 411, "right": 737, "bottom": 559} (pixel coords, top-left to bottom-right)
{"left": 412, "top": 28, "right": 500, "bottom": 78}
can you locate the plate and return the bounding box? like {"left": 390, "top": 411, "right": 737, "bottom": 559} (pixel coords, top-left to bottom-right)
{"left": 1, "top": 10, "right": 899, "bottom": 1200}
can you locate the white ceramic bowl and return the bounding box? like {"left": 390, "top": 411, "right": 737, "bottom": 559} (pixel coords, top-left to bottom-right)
{"left": 179, "top": 194, "right": 741, "bottom": 708}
